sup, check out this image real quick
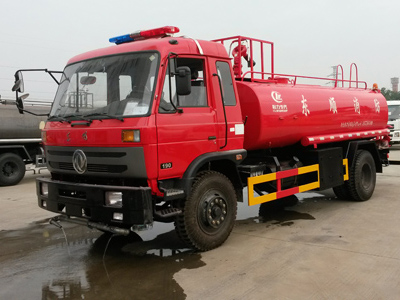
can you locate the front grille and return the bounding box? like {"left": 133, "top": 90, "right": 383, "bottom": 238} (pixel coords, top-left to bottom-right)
{"left": 49, "top": 162, "right": 127, "bottom": 173}
{"left": 47, "top": 150, "right": 126, "bottom": 158}
{"left": 58, "top": 162, "right": 74, "bottom": 171}
{"left": 45, "top": 146, "right": 147, "bottom": 178}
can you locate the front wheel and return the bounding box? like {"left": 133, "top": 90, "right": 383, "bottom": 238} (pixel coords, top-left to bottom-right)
{"left": 174, "top": 171, "right": 237, "bottom": 251}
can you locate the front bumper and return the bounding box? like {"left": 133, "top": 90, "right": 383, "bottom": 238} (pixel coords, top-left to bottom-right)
{"left": 37, "top": 177, "right": 153, "bottom": 226}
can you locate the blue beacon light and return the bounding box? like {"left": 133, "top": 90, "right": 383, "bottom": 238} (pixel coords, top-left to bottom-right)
{"left": 109, "top": 34, "right": 134, "bottom": 45}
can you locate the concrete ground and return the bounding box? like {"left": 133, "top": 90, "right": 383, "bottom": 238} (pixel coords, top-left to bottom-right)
{"left": 0, "top": 147, "right": 400, "bottom": 299}
{"left": 1, "top": 168, "right": 54, "bottom": 231}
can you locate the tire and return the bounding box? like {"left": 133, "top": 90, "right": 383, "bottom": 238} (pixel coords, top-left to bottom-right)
{"left": 348, "top": 150, "right": 376, "bottom": 201}
{"left": 174, "top": 171, "right": 237, "bottom": 251}
{"left": 0, "top": 153, "right": 26, "bottom": 186}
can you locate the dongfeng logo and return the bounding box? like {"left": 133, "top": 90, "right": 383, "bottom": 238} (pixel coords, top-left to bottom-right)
{"left": 72, "top": 149, "right": 87, "bottom": 174}
{"left": 271, "top": 91, "right": 283, "bottom": 103}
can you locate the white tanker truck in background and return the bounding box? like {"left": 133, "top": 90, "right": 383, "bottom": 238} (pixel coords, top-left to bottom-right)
{"left": 0, "top": 97, "right": 50, "bottom": 186}
{"left": 388, "top": 100, "right": 400, "bottom": 144}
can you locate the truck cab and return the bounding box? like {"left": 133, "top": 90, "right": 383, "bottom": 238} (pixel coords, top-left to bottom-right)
{"left": 31, "top": 27, "right": 246, "bottom": 247}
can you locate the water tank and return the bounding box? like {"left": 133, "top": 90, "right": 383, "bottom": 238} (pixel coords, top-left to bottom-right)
{"left": 237, "top": 81, "right": 388, "bottom": 150}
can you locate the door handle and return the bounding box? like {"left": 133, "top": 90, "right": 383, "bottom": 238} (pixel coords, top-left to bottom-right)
{"left": 208, "top": 136, "right": 216, "bottom": 140}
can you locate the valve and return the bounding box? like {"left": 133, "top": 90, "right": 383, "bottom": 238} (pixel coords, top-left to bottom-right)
{"left": 232, "top": 41, "right": 256, "bottom": 77}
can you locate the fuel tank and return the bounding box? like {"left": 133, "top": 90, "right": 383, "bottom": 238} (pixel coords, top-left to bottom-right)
{"left": 0, "top": 104, "right": 49, "bottom": 140}
{"left": 237, "top": 81, "right": 388, "bottom": 150}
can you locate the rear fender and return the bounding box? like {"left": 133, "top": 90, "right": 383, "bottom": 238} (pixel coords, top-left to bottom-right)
{"left": 346, "top": 141, "right": 382, "bottom": 173}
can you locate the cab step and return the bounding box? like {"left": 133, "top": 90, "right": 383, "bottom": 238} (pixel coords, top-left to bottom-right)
{"left": 163, "top": 188, "right": 185, "bottom": 200}
{"left": 154, "top": 207, "right": 182, "bottom": 219}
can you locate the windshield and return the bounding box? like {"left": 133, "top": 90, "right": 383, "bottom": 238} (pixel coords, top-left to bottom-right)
{"left": 388, "top": 104, "right": 400, "bottom": 121}
{"left": 49, "top": 52, "right": 159, "bottom": 119}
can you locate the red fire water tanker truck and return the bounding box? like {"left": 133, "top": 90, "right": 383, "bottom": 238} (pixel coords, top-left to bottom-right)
{"left": 12, "top": 26, "right": 390, "bottom": 251}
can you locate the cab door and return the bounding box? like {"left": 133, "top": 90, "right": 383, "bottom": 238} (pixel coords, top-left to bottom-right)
{"left": 156, "top": 57, "right": 219, "bottom": 180}
{"left": 212, "top": 59, "right": 245, "bottom": 151}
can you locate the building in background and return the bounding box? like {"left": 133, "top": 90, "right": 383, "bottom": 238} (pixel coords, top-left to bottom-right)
{"left": 391, "top": 77, "right": 399, "bottom": 92}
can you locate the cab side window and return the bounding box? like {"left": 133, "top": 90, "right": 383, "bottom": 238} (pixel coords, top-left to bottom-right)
{"left": 159, "top": 58, "right": 207, "bottom": 113}
{"left": 216, "top": 61, "right": 237, "bottom": 106}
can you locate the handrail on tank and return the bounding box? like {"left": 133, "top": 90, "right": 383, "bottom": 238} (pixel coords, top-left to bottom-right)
{"left": 212, "top": 36, "right": 274, "bottom": 81}
{"left": 349, "top": 63, "right": 359, "bottom": 88}
{"left": 241, "top": 71, "right": 368, "bottom": 89}
{"left": 335, "top": 65, "right": 344, "bottom": 88}
{"left": 213, "top": 36, "right": 367, "bottom": 89}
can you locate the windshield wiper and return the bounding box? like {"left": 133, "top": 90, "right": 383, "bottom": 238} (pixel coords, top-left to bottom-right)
{"left": 63, "top": 113, "right": 92, "bottom": 122}
{"left": 48, "top": 115, "right": 71, "bottom": 123}
{"left": 84, "top": 112, "right": 124, "bottom": 122}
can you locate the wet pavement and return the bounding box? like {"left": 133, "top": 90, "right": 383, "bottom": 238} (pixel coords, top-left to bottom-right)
{"left": 1, "top": 148, "right": 400, "bottom": 299}
{"left": 0, "top": 222, "right": 200, "bottom": 300}
{"left": 0, "top": 193, "right": 314, "bottom": 300}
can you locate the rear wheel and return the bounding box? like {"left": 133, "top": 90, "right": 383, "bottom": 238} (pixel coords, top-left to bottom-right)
{"left": 175, "top": 171, "right": 237, "bottom": 251}
{"left": 348, "top": 150, "right": 376, "bottom": 201}
{"left": 0, "top": 153, "right": 25, "bottom": 186}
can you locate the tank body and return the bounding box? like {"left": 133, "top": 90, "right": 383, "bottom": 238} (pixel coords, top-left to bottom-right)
{"left": 237, "top": 81, "right": 388, "bottom": 150}
{"left": 0, "top": 105, "right": 49, "bottom": 140}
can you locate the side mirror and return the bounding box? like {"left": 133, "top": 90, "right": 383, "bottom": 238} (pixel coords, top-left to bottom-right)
{"left": 12, "top": 71, "right": 24, "bottom": 93}
{"left": 175, "top": 66, "right": 191, "bottom": 96}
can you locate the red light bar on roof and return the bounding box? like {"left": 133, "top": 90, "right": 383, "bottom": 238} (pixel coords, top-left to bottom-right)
{"left": 109, "top": 26, "right": 180, "bottom": 45}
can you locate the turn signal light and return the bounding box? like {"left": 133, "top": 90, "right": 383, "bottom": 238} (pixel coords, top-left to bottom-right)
{"left": 122, "top": 130, "right": 140, "bottom": 142}
{"left": 41, "top": 131, "right": 47, "bottom": 143}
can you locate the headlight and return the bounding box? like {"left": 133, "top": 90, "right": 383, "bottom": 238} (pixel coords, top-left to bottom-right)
{"left": 105, "top": 191, "right": 123, "bottom": 207}
{"left": 41, "top": 182, "right": 48, "bottom": 196}
{"left": 113, "top": 212, "right": 123, "bottom": 221}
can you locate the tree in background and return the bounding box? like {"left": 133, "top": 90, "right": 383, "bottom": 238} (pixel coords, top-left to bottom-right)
{"left": 381, "top": 87, "right": 400, "bottom": 100}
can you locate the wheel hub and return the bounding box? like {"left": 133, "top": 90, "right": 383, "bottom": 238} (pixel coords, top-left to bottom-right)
{"left": 3, "top": 163, "right": 15, "bottom": 177}
{"left": 361, "top": 164, "right": 372, "bottom": 189}
{"left": 204, "top": 196, "right": 227, "bottom": 229}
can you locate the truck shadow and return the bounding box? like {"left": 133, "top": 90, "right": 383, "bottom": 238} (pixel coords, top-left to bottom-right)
{"left": 236, "top": 190, "right": 346, "bottom": 228}
{"left": 39, "top": 195, "right": 322, "bottom": 300}
{"left": 0, "top": 222, "right": 204, "bottom": 300}
{"left": 258, "top": 196, "right": 316, "bottom": 226}
{"left": 75, "top": 230, "right": 205, "bottom": 300}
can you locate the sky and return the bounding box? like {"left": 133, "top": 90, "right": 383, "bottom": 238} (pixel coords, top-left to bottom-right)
{"left": 1, "top": 0, "right": 400, "bottom": 102}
